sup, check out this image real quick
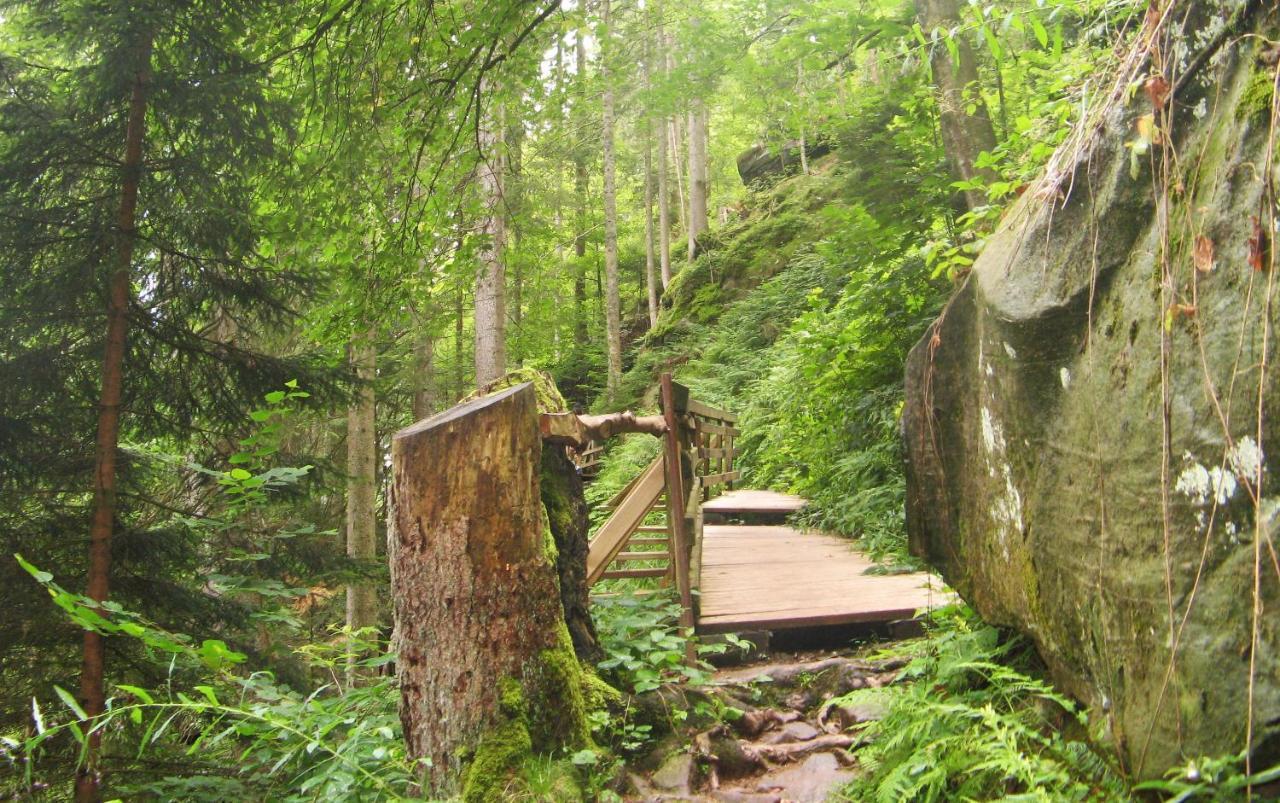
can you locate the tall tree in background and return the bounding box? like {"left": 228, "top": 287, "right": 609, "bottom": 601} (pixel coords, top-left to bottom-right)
{"left": 643, "top": 130, "right": 660, "bottom": 327}
{"left": 344, "top": 329, "right": 377, "bottom": 667}
{"left": 686, "top": 96, "right": 709, "bottom": 260}
{"left": 474, "top": 91, "right": 507, "bottom": 386}
{"left": 642, "top": 30, "right": 660, "bottom": 325}
{"left": 0, "top": 3, "right": 328, "bottom": 797}
{"left": 600, "top": 0, "right": 623, "bottom": 395}
{"left": 916, "top": 0, "right": 999, "bottom": 210}
{"left": 573, "top": 27, "right": 591, "bottom": 351}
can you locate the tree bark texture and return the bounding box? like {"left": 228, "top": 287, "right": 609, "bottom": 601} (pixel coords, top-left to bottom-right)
{"left": 573, "top": 28, "right": 590, "bottom": 350}
{"left": 686, "top": 98, "right": 709, "bottom": 261}
{"left": 540, "top": 446, "right": 602, "bottom": 663}
{"left": 389, "top": 383, "right": 588, "bottom": 796}
{"left": 77, "top": 32, "right": 152, "bottom": 803}
{"left": 656, "top": 111, "right": 673, "bottom": 290}
{"left": 644, "top": 129, "right": 659, "bottom": 328}
{"left": 411, "top": 326, "right": 436, "bottom": 421}
{"left": 916, "top": 0, "right": 999, "bottom": 211}
{"left": 474, "top": 92, "right": 506, "bottom": 387}
{"left": 600, "top": 0, "right": 623, "bottom": 397}
{"left": 345, "top": 330, "right": 378, "bottom": 660}
{"left": 655, "top": 2, "right": 673, "bottom": 289}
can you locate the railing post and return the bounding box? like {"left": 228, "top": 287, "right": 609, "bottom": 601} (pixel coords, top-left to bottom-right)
{"left": 660, "top": 373, "right": 696, "bottom": 661}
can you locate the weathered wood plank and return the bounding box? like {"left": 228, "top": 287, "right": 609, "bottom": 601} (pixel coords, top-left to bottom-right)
{"left": 693, "top": 421, "right": 740, "bottom": 437}
{"left": 613, "top": 551, "right": 671, "bottom": 562}
{"left": 600, "top": 567, "right": 670, "bottom": 580}
{"left": 695, "top": 518, "right": 950, "bottom": 634}
{"left": 587, "top": 455, "right": 666, "bottom": 584}
{"left": 702, "top": 489, "right": 806, "bottom": 514}
{"left": 684, "top": 397, "right": 737, "bottom": 422}
{"left": 701, "top": 470, "right": 741, "bottom": 487}
{"left": 697, "top": 446, "right": 736, "bottom": 460}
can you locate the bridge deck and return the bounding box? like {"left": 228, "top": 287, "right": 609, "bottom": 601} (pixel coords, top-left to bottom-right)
{"left": 702, "top": 488, "right": 807, "bottom": 516}
{"left": 696, "top": 492, "right": 947, "bottom": 634}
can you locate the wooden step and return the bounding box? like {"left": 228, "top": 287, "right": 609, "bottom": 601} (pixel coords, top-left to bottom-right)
{"left": 628, "top": 537, "right": 669, "bottom": 546}
{"left": 613, "top": 551, "right": 670, "bottom": 561}
{"left": 600, "top": 567, "right": 670, "bottom": 580}
{"left": 636, "top": 525, "right": 669, "bottom": 533}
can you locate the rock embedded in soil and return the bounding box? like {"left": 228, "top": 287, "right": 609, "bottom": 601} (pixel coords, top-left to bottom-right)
{"left": 761, "top": 720, "right": 819, "bottom": 744}
{"left": 753, "top": 752, "right": 857, "bottom": 802}
{"left": 650, "top": 751, "right": 696, "bottom": 795}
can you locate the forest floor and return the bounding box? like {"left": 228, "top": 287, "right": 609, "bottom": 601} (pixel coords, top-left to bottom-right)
{"left": 628, "top": 642, "right": 909, "bottom": 802}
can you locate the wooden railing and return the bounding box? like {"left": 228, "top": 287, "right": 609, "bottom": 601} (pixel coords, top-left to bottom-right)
{"left": 585, "top": 374, "right": 739, "bottom": 637}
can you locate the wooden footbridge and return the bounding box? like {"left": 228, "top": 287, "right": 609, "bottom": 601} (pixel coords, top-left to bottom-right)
{"left": 583, "top": 375, "right": 944, "bottom": 636}
{"left": 387, "top": 373, "right": 945, "bottom": 782}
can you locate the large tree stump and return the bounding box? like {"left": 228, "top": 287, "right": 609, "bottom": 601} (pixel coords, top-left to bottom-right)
{"left": 389, "top": 382, "right": 592, "bottom": 799}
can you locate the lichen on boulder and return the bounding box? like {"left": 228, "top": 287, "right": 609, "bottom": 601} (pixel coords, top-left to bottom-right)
{"left": 903, "top": 9, "right": 1280, "bottom": 778}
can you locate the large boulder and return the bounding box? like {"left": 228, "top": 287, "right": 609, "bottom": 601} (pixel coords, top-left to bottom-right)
{"left": 736, "top": 140, "right": 831, "bottom": 185}
{"left": 903, "top": 7, "right": 1280, "bottom": 778}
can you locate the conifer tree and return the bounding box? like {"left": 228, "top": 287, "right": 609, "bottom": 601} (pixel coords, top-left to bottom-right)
{"left": 0, "top": 3, "right": 328, "bottom": 795}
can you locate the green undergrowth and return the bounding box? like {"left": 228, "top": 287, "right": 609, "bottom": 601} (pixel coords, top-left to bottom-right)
{"left": 835, "top": 604, "right": 1130, "bottom": 802}
{"left": 603, "top": 98, "right": 951, "bottom": 563}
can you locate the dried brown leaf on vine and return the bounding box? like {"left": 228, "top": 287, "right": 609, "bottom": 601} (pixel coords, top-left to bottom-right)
{"left": 1193, "top": 235, "right": 1215, "bottom": 274}
{"left": 1144, "top": 74, "right": 1170, "bottom": 108}
{"left": 1163, "top": 303, "right": 1197, "bottom": 330}
{"left": 1247, "top": 216, "right": 1269, "bottom": 271}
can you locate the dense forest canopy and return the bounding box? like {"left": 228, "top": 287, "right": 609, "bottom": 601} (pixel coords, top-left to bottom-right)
{"left": 1, "top": 0, "right": 1276, "bottom": 799}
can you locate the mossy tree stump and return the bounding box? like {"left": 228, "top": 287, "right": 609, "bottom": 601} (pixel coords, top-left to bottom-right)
{"left": 389, "top": 382, "right": 592, "bottom": 798}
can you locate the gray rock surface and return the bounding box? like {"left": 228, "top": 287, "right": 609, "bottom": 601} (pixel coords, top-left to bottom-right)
{"left": 902, "top": 8, "right": 1280, "bottom": 777}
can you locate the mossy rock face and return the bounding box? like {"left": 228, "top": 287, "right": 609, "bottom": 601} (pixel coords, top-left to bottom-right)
{"left": 903, "top": 26, "right": 1280, "bottom": 778}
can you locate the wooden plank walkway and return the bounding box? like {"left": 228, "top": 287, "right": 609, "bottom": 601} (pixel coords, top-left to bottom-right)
{"left": 702, "top": 488, "right": 806, "bottom": 516}
{"left": 696, "top": 491, "right": 948, "bottom": 634}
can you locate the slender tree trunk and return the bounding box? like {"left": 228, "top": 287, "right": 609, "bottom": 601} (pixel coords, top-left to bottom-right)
{"left": 412, "top": 325, "right": 436, "bottom": 421}
{"left": 554, "top": 37, "right": 567, "bottom": 359}
{"left": 916, "top": 0, "right": 999, "bottom": 210}
{"left": 573, "top": 27, "right": 590, "bottom": 350}
{"left": 655, "top": 2, "right": 674, "bottom": 289}
{"left": 453, "top": 280, "right": 465, "bottom": 400}
{"left": 76, "top": 33, "right": 152, "bottom": 803}
{"left": 686, "top": 98, "right": 709, "bottom": 261}
{"left": 507, "top": 115, "right": 524, "bottom": 365}
{"left": 345, "top": 329, "right": 377, "bottom": 680}
{"left": 656, "top": 113, "right": 673, "bottom": 291}
{"left": 797, "top": 64, "right": 810, "bottom": 176}
{"left": 474, "top": 93, "right": 506, "bottom": 387}
{"left": 600, "top": 0, "right": 622, "bottom": 397}
{"left": 670, "top": 117, "right": 686, "bottom": 231}
{"left": 644, "top": 130, "right": 659, "bottom": 328}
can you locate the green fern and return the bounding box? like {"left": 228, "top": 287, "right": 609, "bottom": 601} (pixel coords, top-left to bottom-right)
{"left": 834, "top": 605, "right": 1131, "bottom": 803}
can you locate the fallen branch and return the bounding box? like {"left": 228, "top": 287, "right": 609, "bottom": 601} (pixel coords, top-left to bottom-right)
{"left": 539, "top": 411, "right": 667, "bottom": 449}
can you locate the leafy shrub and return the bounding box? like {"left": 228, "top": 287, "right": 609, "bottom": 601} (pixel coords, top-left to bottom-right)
{"left": 592, "top": 590, "right": 748, "bottom": 695}
{"left": 835, "top": 605, "right": 1129, "bottom": 803}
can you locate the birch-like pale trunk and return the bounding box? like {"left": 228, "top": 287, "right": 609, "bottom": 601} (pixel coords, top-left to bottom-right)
{"left": 474, "top": 92, "right": 506, "bottom": 386}
{"left": 644, "top": 131, "right": 659, "bottom": 328}
{"left": 600, "top": 0, "right": 622, "bottom": 396}
{"left": 686, "top": 98, "right": 709, "bottom": 261}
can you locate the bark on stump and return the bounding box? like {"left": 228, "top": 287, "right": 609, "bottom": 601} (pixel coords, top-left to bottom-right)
{"left": 389, "top": 383, "right": 591, "bottom": 799}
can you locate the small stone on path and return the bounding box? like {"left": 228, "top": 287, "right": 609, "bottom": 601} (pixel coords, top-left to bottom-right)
{"left": 754, "top": 752, "right": 857, "bottom": 802}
